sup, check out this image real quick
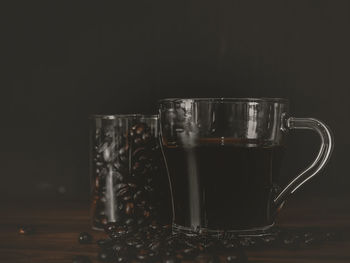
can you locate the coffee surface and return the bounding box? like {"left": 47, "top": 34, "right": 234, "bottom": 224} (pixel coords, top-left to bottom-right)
{"left": 163, "top": 138, "right": 285, "bottom": 231}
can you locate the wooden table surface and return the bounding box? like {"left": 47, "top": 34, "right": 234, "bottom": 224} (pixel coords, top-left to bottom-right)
{"left": 1, "top": 196, "right": 349, "bottom": 263}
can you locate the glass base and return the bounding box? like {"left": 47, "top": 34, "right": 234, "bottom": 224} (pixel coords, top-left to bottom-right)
{"left": 172, "top": 223, "right": 275, "bottom": 238}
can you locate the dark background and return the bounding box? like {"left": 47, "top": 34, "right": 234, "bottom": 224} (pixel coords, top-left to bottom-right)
{"left": 1, "top": 1, "right": 349, "bottom": 201}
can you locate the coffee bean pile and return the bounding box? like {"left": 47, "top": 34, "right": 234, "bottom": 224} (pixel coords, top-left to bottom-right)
{"left": 98, "top": 222, "right": 247, "bottom": 262}
{"left": 91, "top": 224, "right": 343, "bottom": 262}
{"left": 91, "top": 121, "right": 171, "bottom": 230}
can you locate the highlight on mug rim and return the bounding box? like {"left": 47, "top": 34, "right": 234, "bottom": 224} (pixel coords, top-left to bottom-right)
{"left": 158, "top": 97, "right": 288, "bottom": 104}
{"left": 90, "top": 114, "right": 158, "bottom": 120}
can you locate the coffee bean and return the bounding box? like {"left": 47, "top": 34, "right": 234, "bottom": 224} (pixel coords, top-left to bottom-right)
{"left": 304, "top": 235, "right": 316, "bottom": 246}
{"left": 176, "top": 248, "right": 198, "bottom": 260}
{"left": 128, "top": 183, "right": 138, "bottom": 189}
{"left": 114, "top": 171, "right": 125, "bottom": 183}
{"left": 133, "top": 147, "right": 146, "bottom": 157}
{"left": 111, "top": 242, "right": 126, "bottom": 254}
{"left": 138, "top": 155, "right": 149, "bottom": 163}
{"left": 95, "top": 161, "right": 104, "bottom": 167}
{"left": 133, "top": 190, "right": 144, "bottom": 201}
{"left": 114, "top": 162, "right": 127, "bottom": 173}
{"left": 103, "top": 147, "right": 113, "bottom": 162}
{"left": 117, "top": 203, "right": 124, "bottom": 211}
{"left": 126, "top": 237, "right": 141, "bottom": 247}
{"left": 125, "top": 218, "right": 135, "bottom": 226}
{"left": 134, "top": 137, "right": 143, "bottom": 145}
{"left": 144, "top": 185, "right": 154, "bottom": 192}
{"left": 226, "top": 249, "right": 248, "bottom": 263}
{"left": 239, "top": 237, "right": 257, "bottom": 248}
{"left": 149, "top": 220, "right": 160, "bottom": 230}
{"left": 104, "top": 223, "right": 117, "bottom": 234}
{"left": 97, "top": 238, "right": 114, "bottom": 248}
{"left": 282, "top": 233, "right": 301, "bottom": 249}
{"left": 116, "top": 255, "right": 129, "bottom": 263}
{"left": 98, "top": 250, "right": 113, "bottom": 262}
{"left": 138, "top": 199, "right": 148, "bottom": 207}
{"left": 302, "top": 232, "right": 319, "bottom": 246}
{"left": 72, "top": 255, "right": 91, "bottom": 263}
{"left": 142, "top": 132, "right": 151, "bottom": 142}
{"left": 324, "top": 231, "right": 338, "bottom": 241}
{"left": 18, "top": 225, "right": 34, "bottom": 235}
{"left": 113, "top": 254, "right": 133, "bottom": 263}
{"left": 135, "top": 242, "right": 145, "bottom": 249}
{"left": 100, "top": 216, "right": 108, "bottom": 226}
{"left": 125, "top": 202, "right": 135, "bottom": 215}
{"left": 162, "top": 255, "right": 179, "bottom": 263}
{"left": 99, "top": 196, "right": 107, "bottom": 203}
{"left": 110, "top": 226, "right": 128, "bottom": 239}
{"left": 123, "top": 195, "right": 132, "bottom": 201}
{"left": 136, "top": 249, "right": 149, "bottom": 261}
{"left": 78, "top": 232, "right": 93, "bottom": 244}
{"left": 146, "top": 177, "right": 154, "bottom": 185}
{"left": 132, "top": 162, "right": 144, "bottom": 172}
{"left": 117, "top": 187, "right": 130, "bottom": 198}
{"left": 135, "top": 124, "right": 146, "bottom": 135}
{"left": 143, "top": 209, "right": 150, "bottom": 218}
{"left": 260, "top": 234, "right": 278, "bottom": 246}
{"left": 98, "top": 142, "right": 109, "bottom": 153}
{"left": 94, "top": 177, "right": 100, "bottom": 189}
{"left": 115, "top": 183, "right": 128, "bottom": 192}
{"left": 118, "top": 147, "right": 129, "bottom": 160}
{"left": 148, "top": 240, "right": 161, "bottom": 252}
{"left": 137, "top": 218, "right": 146, "bottom": 226}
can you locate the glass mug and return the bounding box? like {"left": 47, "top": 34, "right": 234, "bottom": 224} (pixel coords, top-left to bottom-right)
{"left": 158, "top": 98, "right": 333, "bottom": 236}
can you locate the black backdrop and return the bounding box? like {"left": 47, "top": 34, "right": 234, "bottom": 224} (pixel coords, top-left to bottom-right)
{"left": 2, "top": 1, "right": 349, "bottom": 200}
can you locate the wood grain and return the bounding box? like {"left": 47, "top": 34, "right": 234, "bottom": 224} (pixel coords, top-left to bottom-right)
{"left": 0, "top": 197, "right": 349, "bottom": 262}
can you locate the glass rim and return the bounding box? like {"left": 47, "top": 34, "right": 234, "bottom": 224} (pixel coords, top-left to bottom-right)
{"left": 158, "top": 97, "right": 288, "bottom": 104}
{"left": 90, "top": 114, "right": 158, "bottom": 120}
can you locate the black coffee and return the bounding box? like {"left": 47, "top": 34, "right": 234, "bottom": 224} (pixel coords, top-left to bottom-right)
{"left": 163, "top": 138, "right": 284, "bottom": 231}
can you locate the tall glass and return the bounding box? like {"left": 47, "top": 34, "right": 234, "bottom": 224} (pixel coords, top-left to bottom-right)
{"left": 89, "top": 114, "right": 171, "bottom": 230}
{"left": 159, "top": 98, "right": 333, "bottom": 236}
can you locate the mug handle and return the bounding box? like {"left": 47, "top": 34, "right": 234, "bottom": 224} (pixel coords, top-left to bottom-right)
{"left": 274, "top": 117, "right": 334, "bottom": 208}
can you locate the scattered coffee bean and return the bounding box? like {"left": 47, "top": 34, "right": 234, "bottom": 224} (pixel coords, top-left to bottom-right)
{"left": 98, "top": 250, "right": 113, "bottom": 262}
{"left": 116, "top": 255, "right": 129, "bottom": 263}
{"left": 97, "top": 238, "right": 114, "bottom": 248}
{"left": 324, "top": 231, "right": 340, "bottom": 241}
{"left": 18, "top": 225, "right": 34, "bottom": 235}
{"left": 282, "top": 233, "right": 301, "bottom": 249}
{"left": 125, "top": 218, "right": 135, "bottom": 226}
{"left": 78, "top": 232, "right": 93, "bottom": 244}
{"left": 176, "top": 248, "right": 198, "bottom": 260}
{"left": 111, "top": 242, "right": 124, "bottom": 252}
{"left": 104, "top": 223, "right": 117, "bottom": 234}
{"left": 109, "top": 226, "right": 128, "bottom": 239}
{"left": 148, "top": 240, "right": 161, "bottom": 252}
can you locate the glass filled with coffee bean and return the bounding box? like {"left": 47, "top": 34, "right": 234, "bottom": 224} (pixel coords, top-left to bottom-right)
{"left": 90, "top": 114, "right": 171, "bottom": 230}
{"left": 159, "top": 98, "right": 333, "bottom": 237}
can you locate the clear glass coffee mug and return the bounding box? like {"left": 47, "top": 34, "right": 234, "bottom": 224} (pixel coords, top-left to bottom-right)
{"left": 158, "top": 98, "right": 333, "bottom": 236}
